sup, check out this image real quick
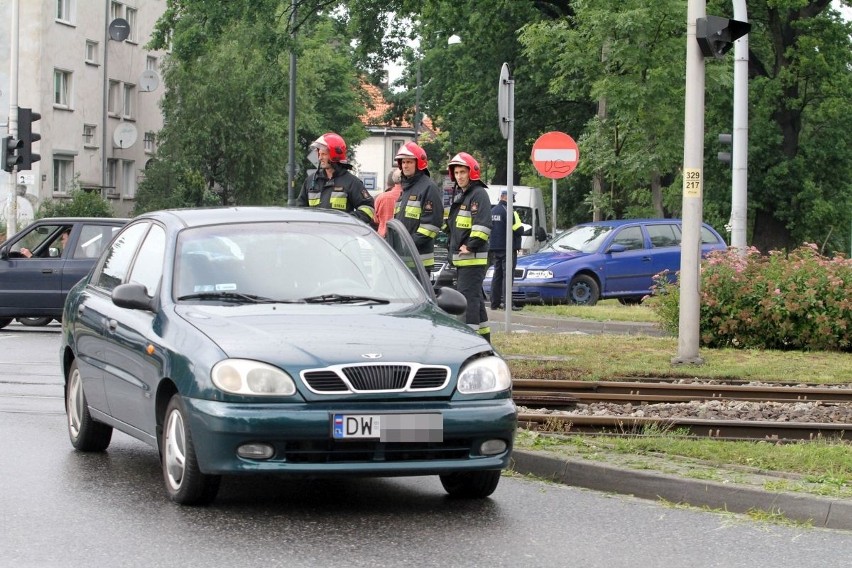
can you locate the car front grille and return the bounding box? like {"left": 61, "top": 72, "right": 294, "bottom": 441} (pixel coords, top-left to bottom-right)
{"left": 301, "top": 364, "right": 451, "bottom": 394}
{"left": 282, "top": 439, "right": 471, "bottom": 463}
{"left": 514, "top": 268, "right": 525, "bottom": 279}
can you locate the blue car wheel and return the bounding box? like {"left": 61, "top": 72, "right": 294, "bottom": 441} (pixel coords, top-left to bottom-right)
{"left": 568, "top": 274, "right": 600, "bottom": 306}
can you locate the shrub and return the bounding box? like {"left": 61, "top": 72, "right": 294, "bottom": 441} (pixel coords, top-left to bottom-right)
{"left": 650, "top": 245, "right": 851, "bottom": 352}
{"left": 37, "top": 188, "right": 114, "bottom": 218}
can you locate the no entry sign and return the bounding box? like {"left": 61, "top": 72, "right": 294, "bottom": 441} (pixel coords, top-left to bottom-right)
{"left": 531, "top": 131, "right": 579, "bottom": 179}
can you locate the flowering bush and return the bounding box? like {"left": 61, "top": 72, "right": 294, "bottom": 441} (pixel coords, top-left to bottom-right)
{"left": 649, "top": 244, "right": 851, "bottom": 352}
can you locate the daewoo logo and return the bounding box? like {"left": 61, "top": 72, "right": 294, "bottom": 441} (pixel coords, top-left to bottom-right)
{"left": 361, "top": 353, "right": 383, "bottom": 359}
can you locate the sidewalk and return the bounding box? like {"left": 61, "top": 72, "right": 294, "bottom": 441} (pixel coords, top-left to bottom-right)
{"left": 492, "top": 309, "right": 852, "bottom": 530}
{"left": 509, "top": 448, "right": 852, "bottom": 530}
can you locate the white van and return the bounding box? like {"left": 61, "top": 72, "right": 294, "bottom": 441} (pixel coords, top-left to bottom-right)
{"left": 484, "top": 185, "right": 549, "bottom": 255}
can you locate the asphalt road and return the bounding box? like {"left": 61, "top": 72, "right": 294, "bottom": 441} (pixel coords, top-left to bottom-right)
{"left": 3, "top": 323, "right": 852, "bottom": 568}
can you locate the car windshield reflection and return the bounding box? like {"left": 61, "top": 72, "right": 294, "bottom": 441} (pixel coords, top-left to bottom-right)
{"left": 174, "top": 222, "right": 426, "bottom": 305}
{"left": 545, "top": 225, "right": 613, "bottom": 253}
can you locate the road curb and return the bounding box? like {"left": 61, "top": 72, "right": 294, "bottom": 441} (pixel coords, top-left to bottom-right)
{"left": 510, "top": 449, "right": 852, "bottom": 530}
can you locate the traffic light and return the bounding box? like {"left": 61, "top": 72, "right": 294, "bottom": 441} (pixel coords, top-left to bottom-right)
{"left": 17, "top": 107, "right": 41, "bottom": 170}
{"left": 696, "top": 16, "right": 751, "bottom": 59}
{"left": 718, "top": 133, "right": 732, "bottom": 166}
{"left": 2, "top": 136, "right": 23, "bottom": 173}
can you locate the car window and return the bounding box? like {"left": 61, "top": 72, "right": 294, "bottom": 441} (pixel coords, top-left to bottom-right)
{"left": 128, "top": 225, "right": 166, "bottom": 296}
{"left": 700, "top": 226, "right": 722, "bottom": 245}
{"left": 611, "top": 226, "right": 645, "bottom": 250}
{"left": 647, "top": 224, "right": 681, "bottom": 248}
{"left": 546, "top": 225, "right": 613, "bottom": 253}
{"left": 73, "top": 224, "right": 122, "bottom": 260}
{"left": 92, "top": 222, "right": 150, "bottom": 292}
{"left": 10, "top": 223, "right": 68, "bottom": 258}
{"left": 175, "top": 221, "right": 426, "bottom": 303}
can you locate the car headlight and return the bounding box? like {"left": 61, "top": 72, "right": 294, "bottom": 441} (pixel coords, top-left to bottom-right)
{"left": 457, "top": 356, "right": 512, "bottom": 394}
{"left": 212, "top": 359, "right": 296, "bottom": 396}
{"left": 525, "top": 269, "right": 553, "bottom": 279}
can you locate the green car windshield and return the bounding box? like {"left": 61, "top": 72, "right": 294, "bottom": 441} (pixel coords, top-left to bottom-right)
{"left": 174, "top": 221, "right": 427, "bottom": 305}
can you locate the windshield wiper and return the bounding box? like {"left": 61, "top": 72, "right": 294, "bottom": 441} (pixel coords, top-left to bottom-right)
{"left": 177, "top": 291, "right": 303, "bottom": 304}
{"left": 300, "top": 293, "right": 389, "bottom": 305}
{"left": 556, "top": 244, "right": 579, "bottom": 251}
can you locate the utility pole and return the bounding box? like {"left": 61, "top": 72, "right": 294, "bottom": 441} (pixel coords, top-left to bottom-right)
{"left": 5, "top": 0, "right": 20, "bottom": 240}
{"left": 286, "top": 0, "right": 297, "bottom": 206}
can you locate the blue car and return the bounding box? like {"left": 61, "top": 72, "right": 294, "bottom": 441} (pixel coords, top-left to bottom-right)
{"left": 61, "top": 207, "right": 516, "bottom": 505}
{"left": 484, "top": 219, "right": 726, "bottom": 306}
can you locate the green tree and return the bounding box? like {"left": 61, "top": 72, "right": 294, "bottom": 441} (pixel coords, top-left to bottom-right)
{"left": 143, "top": 3, "right": 369, "bottom": 210}
{"left": 37, "top": 185, "right": 114, "bottom": 218}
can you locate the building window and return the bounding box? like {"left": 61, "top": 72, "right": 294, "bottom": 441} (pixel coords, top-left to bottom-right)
{"left": 392, "top": 140, "right": 405, "bottom": 160}
{"left": 108, "top": 80, "right": 120, "bottom": 115}
{"left": 53, "top": 157, "right": 75, "bottom": 193}
{"left": 56, "top": 0, "right": 74, "bottom": 23}
{"left": 83, "top": 124, "right": 97, "bottom": 147}
{"left": 54, "top": 69, "right": 72, "bottom": 107}
{"left": 106, "top": 159, "right": 118, "bottom": 194}
{"left": 125, "top": 7, "right": 137, "bottom": 42}
{"left": 122, "top": 160, "right": 136, "bottom": 198}
{"left": 110, "top": 1, "right": 122, "bottom": 21}
{"left": 122, "top": 83, "right": 135, "bottom": 118}
{"left": 146, "top": 56, "right": 158, "bottom": 71}
{"left": 85, "top": 40, "right": 98, "bottom": 64}
{"left": 144, "top": 131, "right": 155, "bottom": 153}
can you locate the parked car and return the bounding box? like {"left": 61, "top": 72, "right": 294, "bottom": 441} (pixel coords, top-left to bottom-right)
{"left": 61, "top": 207, "right": 516, "bottom": 505}
{"left": 484, "top": 219, "right": 727, "bottom": 306}
{"left": 0, "top": 217, "right": 127, "bottom": 329}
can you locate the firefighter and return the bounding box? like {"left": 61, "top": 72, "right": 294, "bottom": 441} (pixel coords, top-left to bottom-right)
{"left": 445, "top": 152, "right": 492, "bottom": 342}
{"left": 393, "top": 142, "right": 444, "bottom": 270}
{"left": 297, "top": 132, "right": 376, "bottom": 227}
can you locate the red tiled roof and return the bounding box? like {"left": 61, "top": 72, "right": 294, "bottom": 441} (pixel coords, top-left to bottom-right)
{"left": 360, "top": 82, "right": 434, "bottom": 132}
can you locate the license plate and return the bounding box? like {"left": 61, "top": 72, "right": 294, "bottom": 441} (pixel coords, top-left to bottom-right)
{"left": 332, "top": 413, "right": 443, "bottom": 442}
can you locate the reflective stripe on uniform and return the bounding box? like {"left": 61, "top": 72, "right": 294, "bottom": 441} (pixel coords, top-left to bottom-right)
{"left": 477, "top": 326, "right": 490, "bottom": 336}
{"left": 512, "top": 211, "right": 523, "bottom": 231}
{"left": 470, "top": 223, "right": 491, "bottom": 241}
{"left": 452, "top": 251, "right": 489, "bottom": 266}
{"left": 358, "top": 205, "right": 376, "bottom": 220}
{"left": 330, "top": 191, "right": 348, "bottom": 210}
{"left": 420, "top": 252, "right": 435, "bottom": 267}
{"left": 417, "top": 223, "right": 440, "bottom": 239}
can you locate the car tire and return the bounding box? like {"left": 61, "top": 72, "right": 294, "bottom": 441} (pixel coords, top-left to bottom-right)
{"left": 439, "top": 470, "right": 501, "bottom": 499}
{"left": 66, "top": 360, "right": 113, "bottom": 452}
{"left": 162, "top": 394, "right": 221, "bottom": 505}
{"left": 18, "top": 317, "right": 54, "bottom": 326}
{"left": 0, "top": 317, "right": 12, "bottom": 329}
{"left": 568, "top": 274, "right": 600, "bottom": 306}
{"left": 617, "top": 296, "right": 643, "bottom": 306}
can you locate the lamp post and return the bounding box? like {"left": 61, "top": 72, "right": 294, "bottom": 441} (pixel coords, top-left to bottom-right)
{"left": 286, "top": 0, "right": 297, "bottom": 205}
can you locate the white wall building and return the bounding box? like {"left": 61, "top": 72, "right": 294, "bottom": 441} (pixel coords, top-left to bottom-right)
{"left": 1, "top": 0, "right": 167, "bottom": 225}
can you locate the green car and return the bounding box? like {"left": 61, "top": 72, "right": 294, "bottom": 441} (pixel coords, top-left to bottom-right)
{"left": 61, "top": 207, "right": 516, "bottom": 505}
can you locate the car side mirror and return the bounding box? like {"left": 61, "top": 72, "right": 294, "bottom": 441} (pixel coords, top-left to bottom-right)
{"left": 607, "top": 243, "right": 628, "bottom": 254}
{"left": 49, "top": 247, "right": 60, "bottom": 258}
{"left": 434, "top": 285, "right": 467, "bottom": 316}
{"left": 536, "top": 227, "right": 548, "bottom": 242}
{"left": 0, "top": 246, "right": 8, "bottom": 260}
{"left": 112, "top": 282, "right": 154, "bottom": 311}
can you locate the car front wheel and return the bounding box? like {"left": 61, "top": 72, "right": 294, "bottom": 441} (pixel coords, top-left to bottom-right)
{"left": 0, "top": 317, "right": 12, "bottom": 329}
{"left": 568, "top": 274, "right": 600, "bottom": 306}
{"left": 66, "top": 360, "right": 112, "bottom": 451}
{"left": 162, "top": 394, "right": 220, "bottom": 505}
{"left": 439, "top": 470, "right": 501, "bottom": 499}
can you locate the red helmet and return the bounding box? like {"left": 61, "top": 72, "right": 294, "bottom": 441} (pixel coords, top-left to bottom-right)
{"left": 447, "top": 152, "right": 481, "bottom": 182}
{"left": 395, "top": 142, "right": 428, "bottom": 171}
{"left": 311, "top": 132, "right": 347, "bottom": 163}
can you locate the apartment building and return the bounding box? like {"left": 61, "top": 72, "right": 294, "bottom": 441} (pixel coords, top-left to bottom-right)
{"left": 1, "top": 0, "right": 167, "bottom": 222}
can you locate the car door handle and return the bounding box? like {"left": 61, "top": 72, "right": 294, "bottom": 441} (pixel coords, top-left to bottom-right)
{"left": 107, "top": 319, "right": 118, "bottom": 332}
{"left": 41, "top": 268, "right": 54, "bottom": 274}
{"left": 642, "top": 256, "right": 652, "bottom": 262}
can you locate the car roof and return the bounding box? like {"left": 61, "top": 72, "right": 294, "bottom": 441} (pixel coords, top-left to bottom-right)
{"left": 32, "top": 217, "right": 129, "bottom": 223}
{"left": 137, "top": 206, "right": 364, "bottom": 229}
{"left": 576, "top": 219, "right": 686, "bottom": 228}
